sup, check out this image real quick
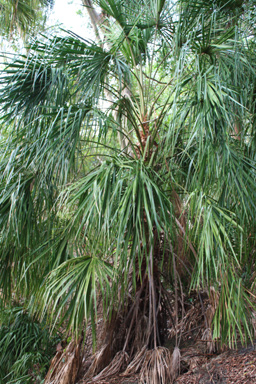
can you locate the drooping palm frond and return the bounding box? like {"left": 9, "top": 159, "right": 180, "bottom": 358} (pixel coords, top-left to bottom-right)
{"left": 38, "top": 157, "right": 176, "bottom": 335}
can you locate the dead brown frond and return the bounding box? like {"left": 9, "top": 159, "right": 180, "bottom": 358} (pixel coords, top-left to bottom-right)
{"left": 85, "top": 311, "right": 126, "bottom": 379}
{"left": 201, "top": 328, "right": 216, "bottom": 354}
{"left": 122, "top": 346, "right": 147, "bottom": 376}
{"left": 86, "top": 344, "right": 110, "bottom": 378}
{"left": 205, "top": 286, "right": 219, "bottom": 327}
{"left": 168, "top": 296, "right": 203, "bottom": 341}
{"left": 89, "top": 351, "right": 129, "bottom": 382}
{"left": 139, "top": 347, "right": 172, "bottom": 384}
{"left": 170, "top": 346, "right": 180, "bottom": 381}
{"left": 44, "top": 340, "right": 81, "bottom": 384}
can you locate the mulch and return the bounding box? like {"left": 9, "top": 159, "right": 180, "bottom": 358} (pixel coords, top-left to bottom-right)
{"left": 175, "top": 348, "right": 256, "bottom": 384}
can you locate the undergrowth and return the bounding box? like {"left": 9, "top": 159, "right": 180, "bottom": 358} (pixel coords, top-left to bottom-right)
{"left": 0, "top": 305, "right": 60, "bottom": 384}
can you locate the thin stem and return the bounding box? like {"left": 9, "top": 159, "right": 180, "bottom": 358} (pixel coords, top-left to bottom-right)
{"left": 172, "top": 242, "right": 179, "bottom": 347}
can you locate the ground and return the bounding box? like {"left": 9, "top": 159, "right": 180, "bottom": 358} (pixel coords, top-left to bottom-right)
{"left": 175, "top": 346, "right": 256, "bottom": 384}
{"left": 78, "top": 344, "right": 256, "bottom": 384}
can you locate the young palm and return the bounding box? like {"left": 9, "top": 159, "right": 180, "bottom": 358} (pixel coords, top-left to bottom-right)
{"left": 0, "top": 0, "right": 256, "bottom": 382}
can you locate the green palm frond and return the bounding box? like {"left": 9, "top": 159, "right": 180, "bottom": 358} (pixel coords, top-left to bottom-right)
{"left": 1, "top": 0, "right": 256, "bottom": 353}
{"left": 41, "top": 255, "right": 113, "bottom": 341}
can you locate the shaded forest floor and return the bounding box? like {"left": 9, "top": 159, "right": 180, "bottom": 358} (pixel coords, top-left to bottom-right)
{"left": 175, "top": 346, "right": 256, "bottom": 384}
{"left": 77, "top": 342, "right": 256, "bottom": 384}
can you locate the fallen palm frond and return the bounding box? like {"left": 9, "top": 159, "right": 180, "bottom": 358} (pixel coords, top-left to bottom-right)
{"left": 122, "top": 346, "right": 148, "bottom": 376}
{"left": 89, "top": 351, "right": 129, "bottom": 382}
{"left": 44, "top": 340, "right": 81, "bottom": 384}
{"left": 85, "top": 344, "right": 111, "bottom": 378}
{"left": 140, "top": 347, "right": 172, "bottom": 384}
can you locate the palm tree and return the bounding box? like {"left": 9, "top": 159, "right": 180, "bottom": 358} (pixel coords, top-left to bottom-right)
{"left": 0, "top": 0, "right": 256, "bottom": 382}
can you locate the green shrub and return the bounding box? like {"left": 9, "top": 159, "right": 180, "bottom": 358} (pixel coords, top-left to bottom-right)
{"left": 0, "top": 306, "right": 60, "bottom": 384}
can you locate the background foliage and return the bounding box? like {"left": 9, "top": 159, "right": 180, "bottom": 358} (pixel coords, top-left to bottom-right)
{"left": 0, "top": 305, "right": 60, "bottom": 383}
